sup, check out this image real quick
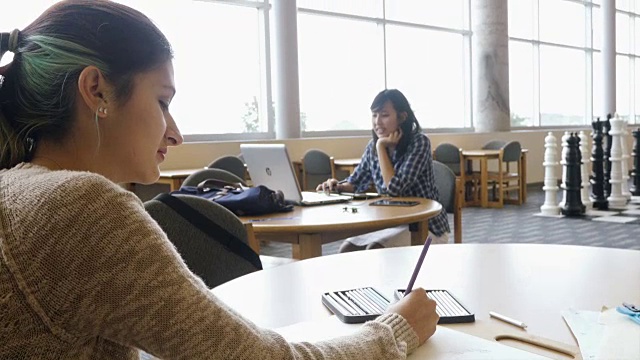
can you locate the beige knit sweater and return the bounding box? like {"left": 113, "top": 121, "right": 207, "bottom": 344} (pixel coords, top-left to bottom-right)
{"left": 0, "top": 163, "right": 419, "bottom": 359}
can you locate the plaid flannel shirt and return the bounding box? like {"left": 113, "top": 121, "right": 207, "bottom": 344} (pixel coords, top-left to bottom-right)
{"left": 347, "top": 132, "right": 450, "bottom": 237}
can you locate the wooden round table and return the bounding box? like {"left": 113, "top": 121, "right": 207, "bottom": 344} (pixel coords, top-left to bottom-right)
{"left": 240, "top": 197, "right": 442, "bottom": 259}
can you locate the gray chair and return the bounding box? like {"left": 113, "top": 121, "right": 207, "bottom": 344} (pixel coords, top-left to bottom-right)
{"left": 487, "top": 140, "right": 524, "bottom": 206}
{"left": 433, "top": 143, "right": 463, "bottom": 176}
{"left": 208, "top": 155, "right": 246, "bottom": 181}
{"left": 301, "top": 149, "right": 336, "bottom": 191}
{"left": 182, "top": 168, "right": 247, "bottom": 187}
{"left": 433, "top": 160, "right": 463, "bottom": 244}
{"left": 144, "top": 194, "right": 261, "bottom": 288}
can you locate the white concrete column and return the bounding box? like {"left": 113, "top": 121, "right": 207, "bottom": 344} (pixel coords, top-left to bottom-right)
{"left": 472, "top": 0, "right": 510, "bottom": 132}
{"left": 601, "top": 0, "right": 616, "bottom": 118}
{"left": 273, "top": 0, "right": 301, "bottom": 139}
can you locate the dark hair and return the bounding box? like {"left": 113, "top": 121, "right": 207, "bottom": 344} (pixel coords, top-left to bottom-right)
{"left": 0, "top": 0, "right": 173, "bottom": 168}
{"left": 370, "top": 89, "right": 422, "bottom": 157}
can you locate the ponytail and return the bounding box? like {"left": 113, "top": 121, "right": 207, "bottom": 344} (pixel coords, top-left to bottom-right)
{"left": 1, "top": 29, "right": 31, "bottom": 169}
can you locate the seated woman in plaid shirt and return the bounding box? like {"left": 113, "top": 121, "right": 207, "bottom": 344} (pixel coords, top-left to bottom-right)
{"left": 317, "top": 89, "right": 450, "bottom": 251}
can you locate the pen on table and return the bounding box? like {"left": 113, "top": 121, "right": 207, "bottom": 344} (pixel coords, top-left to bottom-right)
{"left": 248, "top": 217, "right": 298, "bottom": 222}
{"left": 404, "top": 236, "right": 433, "bottom": 296}
{"left": 489, "top": 311, "right": 528, "bottom": 329}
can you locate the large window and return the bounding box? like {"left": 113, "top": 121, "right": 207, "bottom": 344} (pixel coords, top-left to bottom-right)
{"left": 539, "top": 46, "right": 586, "bottom": 126}
{"left": 297, "top": 0, "right": 470, "bottom": 133}
{"left": 297, "top": 14, "right": 384, "bottom": 132}
{"left": 508, "top": 41, "right": 535, "bottom": 127}
{"left": 616, "top": 0, "right": 640, "bottom": 124}
{"left": 4, "top": 0, "right": 274, "bottom": 140}
{"left": 509, "top": 0, "right": 596, "bottom": 127}
{"left": 121, "top": 0, "right": 271, "bottom": 139}
{"left": 8, "top": 0, "right": 639, "bottom": 139}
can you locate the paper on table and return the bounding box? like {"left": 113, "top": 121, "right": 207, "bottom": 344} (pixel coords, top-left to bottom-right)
{"left": 561, "top": 309, "right": 605, "bottom": 360}
{"left": 274, "top": 316, "right": 548, "bottom": 359}
{"left": 562, "top": 307, "right": 640, "bottom": 360}
{"left": 597, "top": 307, "right": 640, "bottom": 359}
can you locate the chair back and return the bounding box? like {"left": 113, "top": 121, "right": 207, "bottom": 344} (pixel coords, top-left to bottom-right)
{"left": 302, "top": 149, "right": 335, "bottom": 190}
{"left": 208, "top": 155, "right": 246, "bottom": 180}
{"left": 182, "top": 168, "right": 247, "bottom": 187}
{"left": 144, "top": 195, "right": 260, "bottom": 288}
{"left": 433, "top": 160, "right": 455, "bottom": 213}
{"left": 433, "top": 143, "right": 462, "bottom": 176}
{"left": 482, "top": 140, "right": 507, "bottom": 150}
{"left": 433, "top": 160, "right": 463, "bottom": 243}
{"left": 502, "top": 141, "right": 522, "bottom": 163}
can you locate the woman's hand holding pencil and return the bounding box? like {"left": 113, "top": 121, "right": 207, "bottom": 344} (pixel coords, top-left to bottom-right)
{"left": 385, "top": 288, "right": 439, "bottom": 344}
{"left": 384, "top": 236, "right": 439, "bottom": 345}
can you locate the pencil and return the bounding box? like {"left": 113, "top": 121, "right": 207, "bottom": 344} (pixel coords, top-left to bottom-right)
{"left": 404, "top": 236, "right": 433, "bottom": 296}
{"left": 489, "top": 311, "right": 528, "bottom": 329}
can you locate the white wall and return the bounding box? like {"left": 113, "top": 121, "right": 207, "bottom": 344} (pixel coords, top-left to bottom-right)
{"left": 162, "top": 128, "right": 637, "bottom": 184}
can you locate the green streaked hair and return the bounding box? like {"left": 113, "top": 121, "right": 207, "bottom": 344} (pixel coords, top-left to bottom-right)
{"left": 0, "top": 0, "right": 172, "bottom": 168}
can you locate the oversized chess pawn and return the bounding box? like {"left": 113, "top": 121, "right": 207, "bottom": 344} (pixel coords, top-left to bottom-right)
{"left": 561, "top": 133, "right": 586, "bottom": 216}
{"left": 603, "top": 114, "right": 613, "bottom": 197}
{"left": 578, "top": 131, "right": 592, "bottom": 210}
{"left": 619, "top": 116, "right": 632, "bottom": 200}
{"left": 631, "top": 129, "right": 640, "bottom": 196}
{"left": 540, "top": 132, "right": 561, "bottom": 215}
{"left": 607, "top": 116, "right": 627, "bottom": 207}
{"left": 590, "top": 120, "right": 609, "bottom": 210}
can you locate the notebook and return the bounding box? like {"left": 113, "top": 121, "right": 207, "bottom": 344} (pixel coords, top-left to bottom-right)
{"left": 240, "top": 144, "right": 352, "bottom": 206}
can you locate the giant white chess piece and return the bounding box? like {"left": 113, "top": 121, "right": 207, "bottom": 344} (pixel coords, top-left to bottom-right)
{"left": 619, "top": 115, "right": 632, "bottom": 200}
{"left": 607, "top": 115, "right": 627, "bottom": 207}
{"left": 579, "top": 131, "right": 593, "bottom": 210}
{"left": 541, "top": 132, "right": 561, "bottom": 215}
{"left": 558, "top": 132, "right": 571, "bottom": 209}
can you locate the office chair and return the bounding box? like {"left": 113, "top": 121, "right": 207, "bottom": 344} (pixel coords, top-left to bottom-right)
{"left": 301, "top": 149, "right": 336, "bottom": 191}
{"left": 182, "top": 168, "right": 247, "bottom": 187}
{"left": 433, "top": 143, "right": 463, "bottom": 176}
{"left": 208, "top": 155, "right": 246, "bottom": 181}
{"left": 487, "top": 140, "right": 524, "bottom": 206}
{"left": 144, "top": 194, "right": 261, "bottom": 289}
{"left": 433, "top": 160, "right": 463, "bottom": 244}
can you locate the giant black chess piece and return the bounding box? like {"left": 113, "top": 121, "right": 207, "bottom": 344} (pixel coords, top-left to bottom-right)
{"left": 603, "top": 114, "right": 613, "bottom": 197}
{"left": 631, "top": 129, "right": 640, "bottom": 196}
{"left": 590, "top": 120, "right": 609, "bottom": 209}
{"left": 561, "top": 133, "right": 586, "bottom": 216}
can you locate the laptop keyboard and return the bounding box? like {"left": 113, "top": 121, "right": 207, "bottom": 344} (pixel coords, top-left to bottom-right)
{"left": 301, "top": 191, "right": 351, "bottom": 203}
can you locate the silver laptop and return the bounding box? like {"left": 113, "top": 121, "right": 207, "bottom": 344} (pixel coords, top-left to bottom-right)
{"left": 240, "top": 144, "right": 352, "bottom": 206}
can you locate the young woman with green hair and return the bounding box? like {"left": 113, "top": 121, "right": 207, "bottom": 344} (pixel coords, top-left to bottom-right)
{"left": 0, "top": 1, "right": 438, "bottom": 358}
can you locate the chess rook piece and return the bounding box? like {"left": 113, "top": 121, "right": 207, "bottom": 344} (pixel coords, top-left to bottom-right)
{"left": 590, "top": 120, "right": 609, "bottom": 210}
{"left": 561, "top": 133, "right": 586, "bottom": 216}
{"left": 606, "top": 115, "right": 627, "bottom": 207}
{"left": 630, "top": 129, "right": 640, "bottom": 196}
{"left": 540, "top": 132, "right": 561, "bottom": 215}
{"left": 578, "top": 131, "right": 592, "bottom": 210}
{"left": 603, "top": 114, "right": 613, "bottom": 197}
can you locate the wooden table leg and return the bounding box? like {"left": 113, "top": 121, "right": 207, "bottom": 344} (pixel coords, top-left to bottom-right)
{"left": 170, "top": 179, "right": 183, "bottom": 192}
{"left": 244, "top": 223, "right": 260, "bottom": 254}
{"left": 292, "top": 234, "right": 323, "bottom": 260}
{"left": 410, "top": 221, "right": 429, "bottom": 246}
{"left": 521, "top": 153, "right": 527, "bottom": 203}
{"left": 480, "top": 158, "right": 489, "bottom": 207}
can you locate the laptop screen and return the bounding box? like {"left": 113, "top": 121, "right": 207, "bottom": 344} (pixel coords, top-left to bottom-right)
{"left": 240, "top": 144, "right": 303, "bottom": 202}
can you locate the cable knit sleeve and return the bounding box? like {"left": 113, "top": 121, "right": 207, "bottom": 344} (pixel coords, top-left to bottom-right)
{"left": 2, "top": 171, "right": 419, "bottom": 359}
